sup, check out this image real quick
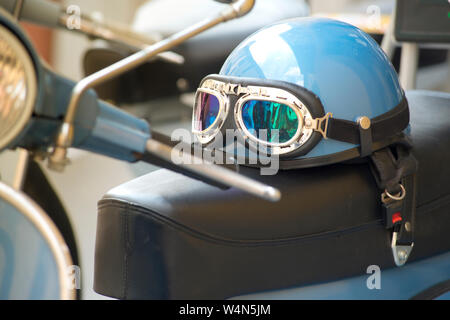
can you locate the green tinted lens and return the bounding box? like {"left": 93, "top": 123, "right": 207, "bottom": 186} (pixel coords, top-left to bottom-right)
{"left": 241, "top": 100, "right": 299, "bottom": 144}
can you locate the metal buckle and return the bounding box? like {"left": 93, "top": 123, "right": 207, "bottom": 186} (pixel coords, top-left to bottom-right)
{"left": 391, "top": 231, "right": 414, "bottom": 267}
{"left": 382, "top": 183, "right": 412, "bottom": 267}
{"left": 381, "top": 184, "right": 407, "bottom": 204}
{"left": 222, "top": 83, "right": 251, "bottom": 96}
{"left": 223, "top": 83, "right": 238, "bottom": 95}
{"left": 306, "top": 113, "right": 333, "bottom": 139}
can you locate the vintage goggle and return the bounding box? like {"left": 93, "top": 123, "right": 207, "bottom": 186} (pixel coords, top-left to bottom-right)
{"left": 192, "top": 75, "right": 410, "bottom": 159}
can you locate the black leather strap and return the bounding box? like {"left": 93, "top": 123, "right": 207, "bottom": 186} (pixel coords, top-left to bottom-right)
{"left": 411, "top": 280, "right": 450, "bottom": 300}
{"left": 369, "top": 143, "right": 418, "bottom": 250}
{"left": 398, "top": 174, "right": 417, "bottom": 245}
{"left": 327, "top": 98, "right": 410, "bottom": 146}
{"left": 369, "top": 140, "right": 418, "bottom": 194}
{"left": 359, "top": 121, "right": 373, "bottom": 158}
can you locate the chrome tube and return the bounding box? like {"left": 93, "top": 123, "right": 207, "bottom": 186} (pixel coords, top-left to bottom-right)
{"left": 58, "top": 14, "right": 184, "bottom": 64}
{"left": 399, "top": 42, "right": 419, "bottom": 90}
{"left": 0, "top": 0, "right": 183, "bottom": 63}
{"left": 145, "top": 139, "right": 281, "bottom": 202}
{"left": 0, "top": 181, "right": 76, "bottom": 299}
{"left": 12, "top": 149, "right": 29, "bottom": 191}
{"left": 49, "top": 0, "right": 255, "bottom": 169}
{"left": 12, "top": 0, "right": 24, "bottom": 19}
{"left": 47, "top": 0, "right": 279, "bottom": 202}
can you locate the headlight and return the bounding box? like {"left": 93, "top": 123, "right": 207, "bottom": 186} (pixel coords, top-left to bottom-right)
{"left": 0, "top": 24, "right": 37, "bottom": 151}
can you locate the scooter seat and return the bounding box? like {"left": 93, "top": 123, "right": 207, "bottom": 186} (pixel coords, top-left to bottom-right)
{"left": 94, "top": 90, "right": 450, "bottom": 299}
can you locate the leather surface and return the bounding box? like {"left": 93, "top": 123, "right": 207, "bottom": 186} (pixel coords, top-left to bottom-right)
{"left": 94, "top": 90, "right": 450, "bottom": 299}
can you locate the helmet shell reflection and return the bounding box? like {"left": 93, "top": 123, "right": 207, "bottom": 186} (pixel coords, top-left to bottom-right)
{"left": 220, "top": 17, "right": 404, "bottom": 159}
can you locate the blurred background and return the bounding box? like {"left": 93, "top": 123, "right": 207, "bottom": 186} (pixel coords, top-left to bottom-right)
{"left": 0, "top": 0, "right": 449, "bottom": 299}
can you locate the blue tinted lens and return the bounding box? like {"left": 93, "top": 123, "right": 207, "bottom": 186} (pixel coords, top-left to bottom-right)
{"left": 194, "top": 92, "right": 220, "bottom": 131}
{"left": 241, "top": 100, "right": 299, "bottom": 143}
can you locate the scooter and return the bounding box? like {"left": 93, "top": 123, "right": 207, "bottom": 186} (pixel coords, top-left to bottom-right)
{"left": 91, "top": 0, "right": 450, "bottom": 300}
{"left": 0, "top": 0, "right": 280, "bottom": 300}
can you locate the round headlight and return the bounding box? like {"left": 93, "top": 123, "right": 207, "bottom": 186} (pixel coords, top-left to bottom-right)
{"left": 0, "top": 24, "right": 37, "bottom": 151}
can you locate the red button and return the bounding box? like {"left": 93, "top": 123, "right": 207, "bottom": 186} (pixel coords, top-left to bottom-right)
{"left": 392, "top": 212, "right": 403, "bottom": 224}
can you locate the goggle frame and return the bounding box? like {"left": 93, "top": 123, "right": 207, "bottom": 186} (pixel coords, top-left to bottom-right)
{"left": 193, "top": 77, "right": 325, "bottom": 156}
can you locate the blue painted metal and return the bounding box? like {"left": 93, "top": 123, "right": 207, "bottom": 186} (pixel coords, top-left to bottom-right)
{"left": 436, "top": 291, "right": 450, "bottom": 300}
{"left": 79, "top": 100, "right": 151, "bottom": 161}
{"left": 220, "top": 17, "right": 404, "bottom": 158}
{"left": 235, "top": 251, "right": 450, "bottom": 300}
{"left": 0, "top": 198, "right": 59, "bottom": 300}
{"left": 0, "top": 10, "right": 151, "bottom": 162}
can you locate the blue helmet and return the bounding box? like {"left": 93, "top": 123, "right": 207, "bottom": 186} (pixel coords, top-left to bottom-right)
{"left": 216, "top": 17, "right": 408, "bottom": 168}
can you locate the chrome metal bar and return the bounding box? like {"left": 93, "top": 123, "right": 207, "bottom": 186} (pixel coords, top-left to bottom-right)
{"left": 12, "top": 0, "right": 24, "bottom": 19}
{"left": 58, "top": 14, "right": 184, "bottom": 64}
{"left": 0, "top": 182, "right": 76, "bottom": 299}
{"left": 49, "top": 0, "right": 255, "bottom": 169}
{"left": 146, "top": 139, "right": 281, "bottom": 202}
{"left": 65, "top": 19, "right": 227, "bottom": 123}
{"left": 380, "top": 4, "right": 397, "bottom": 60}
{"left": 386, "top": 1, "right": 417, "bottom": 90}
{"left": 65, "top": 0, "right": 254, "bottom": 125}
{"left": 78, "top": 11, "right": 159, "bottom": 47}
{"left": 59, "top": 14, "right": 145, "bottom": 49}
{"left": 12, "top": 148, "right": 29, "bottom": 191}
{"left": 399, "top": 42, "right": 419, "bottom": 90}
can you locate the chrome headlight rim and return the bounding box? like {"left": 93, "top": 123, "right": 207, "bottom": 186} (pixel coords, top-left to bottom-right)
{"left": 0, "top": 23, "right": 37, "bottom": 151}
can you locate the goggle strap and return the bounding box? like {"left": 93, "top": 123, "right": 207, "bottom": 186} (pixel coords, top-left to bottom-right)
{"left": 326, "top": 97, "right": 410, "bottom": 147}
{"left": 305, "top": 112, "right": 333, "bottom": 139}
{"left": 196, "top": 74, "right": 410, "bottom": 159}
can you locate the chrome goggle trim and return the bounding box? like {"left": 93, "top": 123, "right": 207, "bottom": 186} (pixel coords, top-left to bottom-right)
{"left": 192, "top": 86, "right": 230, "bottom": 145}
{"left": 193, "top": 79, "right": 318, "bottom": 156}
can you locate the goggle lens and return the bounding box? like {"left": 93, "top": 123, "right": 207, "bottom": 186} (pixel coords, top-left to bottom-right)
{"left": 241, "top": 100, "right": 299, "bottom": 144}
{"left": 193, "top": 92, "right": 220, "bottom": 132}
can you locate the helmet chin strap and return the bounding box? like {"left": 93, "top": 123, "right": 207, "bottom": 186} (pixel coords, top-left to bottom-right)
{"left": 369, "top": 141, "right": 418, "bottom": 267}
{"left": 324, "top": 96, "right": 410, "bottom": 157}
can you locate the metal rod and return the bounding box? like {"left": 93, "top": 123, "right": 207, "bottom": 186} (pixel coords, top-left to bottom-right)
{"left": 65, "top": 18, "right": 224, "bottom": 124}
{"left": 380, "top": 4, "right": 397, "bottom": 60}
{"left": 58, "top": 13, "right": 184, "bottom": 64}
{"left": 77, "top": 11, "right": 159, "bottom": 47}
{"left": 12, "top": 0, "right": 24, "bottom": 20}
{"left": 0, "top": 182, "right": 76, "bottom": 299}
{"left": 49, "top": 0, "right": 255, "bottom": 169}
{"left": 146, "top": 139, "right": 281, "bottom": 202}
{"left": 399, "top": 42, "right": 419, "bottom": 90}
{"left": 12, "top": 148, "right": 29, "bottom": 191}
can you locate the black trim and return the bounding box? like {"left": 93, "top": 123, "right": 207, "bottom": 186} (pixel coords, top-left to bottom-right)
{"left": 258, "top": 133, "right": 410, "bottom": 170}
{"left": 327, "top": 98, "right": 410, "bottom": 145}
{"left": 411, "top": 280, "right": 450, "bottom": 300}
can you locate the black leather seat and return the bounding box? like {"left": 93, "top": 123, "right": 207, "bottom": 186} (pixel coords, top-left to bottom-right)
{"left": 94, "top": 90, "right": 450, "bottom": 299}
